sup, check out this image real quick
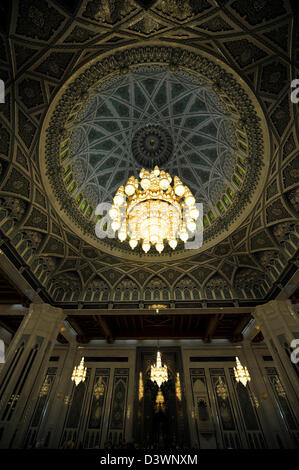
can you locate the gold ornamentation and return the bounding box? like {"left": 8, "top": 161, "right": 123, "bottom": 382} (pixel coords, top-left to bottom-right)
{"left": 94, "top": 376, "right": 105, "bottom": 399}
{"left": 216, "top": 376, "right": 228, "bottom": 400}
{"left": 138, "top": 371, "right": 144, "bottom": 401}
{"left": 155, "top": 389, "right": 166, "bottom": 412}
{"left": 176, "top": 372, "right": 182, "bottom": 401}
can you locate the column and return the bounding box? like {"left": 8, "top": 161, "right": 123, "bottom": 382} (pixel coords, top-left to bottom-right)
{"left": 0, "top": 303, "right": 64, "bottom": 448}
{"left": 39, "top": 343, "right": 78, "bottom": 448}
{"left": 253, "top": 300, "right": 299, "bottom": 420}
{"left": 241, "top": 340, "right": 293, "bottom": 448}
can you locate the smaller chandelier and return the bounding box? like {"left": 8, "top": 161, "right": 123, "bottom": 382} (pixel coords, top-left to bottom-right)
{"left": 94, "top": 376, "right": 105, "bottom": 400}
{"left": 155, "top": 389, "right": 166, "bottom": 412}
{"left": 234, "top": 356, "right": 251, "bottom": 387}
{"left": 216, "top": 376, "right": 228, "bottom": 400}
{"left": 249, "top": 392, "right": 259, "bottom": 408}
{"left": 39, "top": 377, "right": 51, "bottom": 397}
{"left": 108, "top": 165, "right": 199, "bottom": 253}
{"left": 71, "top": 357, "right": 87, "bottom": 387}
{"left": 150, "top": 350, "right": 168, "bottom": 388}
{"left": 274, "top": 377, "right": 286, "bottom": 398}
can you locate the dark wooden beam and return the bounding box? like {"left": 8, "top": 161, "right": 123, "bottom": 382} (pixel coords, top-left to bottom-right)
{"left": 63, "top": 307, "right": 252, "bottom": 316}
{"left": 230, "top": 315, "right": 252, "bottom": 342}
{"left": 203, "top": 314, "right": 223, "bottom": 343}
{"left": 93, "top": 315, "right": 114, "bottom": 344}
{"left": 67, "top": 317, "right": 89, "bottom": 344}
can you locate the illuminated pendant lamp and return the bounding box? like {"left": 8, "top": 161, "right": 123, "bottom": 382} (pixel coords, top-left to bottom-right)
{"left": 108, "top": 165, "right": 199, "bottom": 253}
{"left": 71, "top": 357, "right": 87, "bottom": 386}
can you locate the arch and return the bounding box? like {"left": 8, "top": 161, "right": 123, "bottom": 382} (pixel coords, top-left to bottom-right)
{"left": 174, "top": 275, "right": 197, "bottom": 301}
{"left": 113, "top": 276, "right": 139, "bottom": 302}
{"left": 88, "top": 275, "right": 110, "bottom": 301}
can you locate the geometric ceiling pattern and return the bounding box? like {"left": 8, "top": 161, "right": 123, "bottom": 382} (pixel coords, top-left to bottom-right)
{"left": 0, "top": 0, "right": 298, "bottom": 309}
{"left": 67, "top": 67, "right": 239, "bottom": 217}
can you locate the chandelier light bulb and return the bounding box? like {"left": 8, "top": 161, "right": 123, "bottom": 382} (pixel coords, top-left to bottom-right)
{"left": 184, "top": 188, "right": 196, "bottom": 206}
{"left": 113, "top": 186, "right": 125, "bottom": 206}
{"left": 187, "top": 219, "right": 196, "bottom": 232}
{"left": 155, "top": 242, "right": 164, "bottom": 253}
{"left": 159, "top": 170, "right": 170, "bottom": 190}
{"left": 189, "top": 207, "right": 199, "bottom": 219}
{"left": 125, "top": 176, "right": 136, "bottom": 196}
{"left": 180, "top": 228, "right": 188, "bottom": 242}
{"left": 153, "top": 165, "right": 160, "bottom": 176}
{"left": 118, "top": 229, "right": 127, "bottom": 242}
{"left": 142, "top": 241, "right": 150, "bottom": 253}
{"left": 109, "top": 206, "right": 119, "bottom": 219}
{"left": 141, "top": 176, "right": 150, "bottom": 190}
{"left": 169, "top": 238, "right": 177, "bottom": 249}
{"left": 125, "top": 184, "right": 135, "bottom": 196}
{"left": 111, "top": 218, "right": 121, "bottom": 231}
{"left": 173, "top": 176, "right": 185, "bottom": 197}
{"left": 129, "top": 238, "right": 138, "bottom": 249}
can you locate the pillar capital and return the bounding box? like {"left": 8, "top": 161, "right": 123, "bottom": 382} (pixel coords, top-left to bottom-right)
{"left": 21, "top": 303, "right": 65, "bottom": 338}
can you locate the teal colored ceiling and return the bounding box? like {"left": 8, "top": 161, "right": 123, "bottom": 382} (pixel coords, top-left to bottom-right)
{"left": 68, "top": 67, "right": 239, "bottom": 215}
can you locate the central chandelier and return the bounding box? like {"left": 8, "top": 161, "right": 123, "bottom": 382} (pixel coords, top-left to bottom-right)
{"left": 109, "top": 165, "right": 199, "bottom": 253}
{"left": 150, "top": 350, "right": 168, "bottom": 388}
{"left": 71, "top": 357, "right": 87, "bottom": 387}
{"left": 234, "top": 356, "right": 251, "bottom": 387}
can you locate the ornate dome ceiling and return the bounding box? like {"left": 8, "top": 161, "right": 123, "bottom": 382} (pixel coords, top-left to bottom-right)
{"left": 41, "top": 47, "right": 268, "bottom": 259}
{"left": 0, "top": 0, "right": 298, "bottom": 306}
{"left": 69, "top": 67, "right": 238, "bottom": 213}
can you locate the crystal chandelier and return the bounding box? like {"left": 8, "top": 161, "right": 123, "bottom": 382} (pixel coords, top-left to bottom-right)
{"left": 108, "top": 165, "right": 199, "bottom": 253}
{"left": 216, "top": 376, "right": 228, "bottom": 400}
{"left": 94, "top": 376, "right": 105, "bottom": 400}
{"left": 150, "top": 350, "right": 168, "bottom": 388}
{"left": 71, "top": 357, "right": 87, "bottom": 386}
{"left": 234, "top": 356, "right": 251, "bottom": 387}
